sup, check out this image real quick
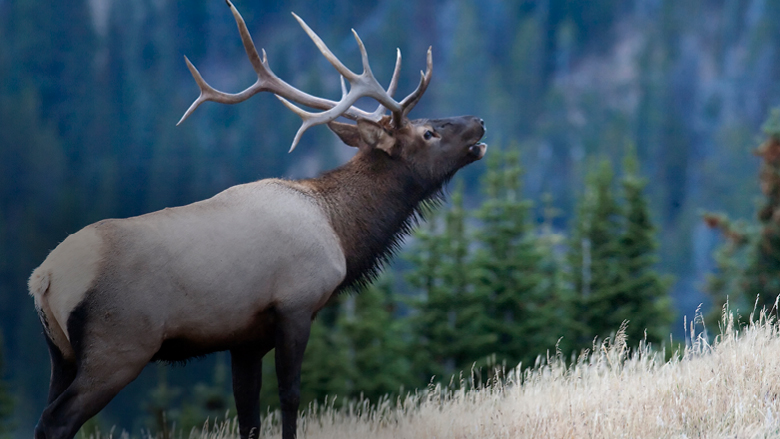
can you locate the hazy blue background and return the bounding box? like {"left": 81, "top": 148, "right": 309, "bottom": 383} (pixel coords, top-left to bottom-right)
{"left": 1, "top": 0, "right": 779, "bottom": 435}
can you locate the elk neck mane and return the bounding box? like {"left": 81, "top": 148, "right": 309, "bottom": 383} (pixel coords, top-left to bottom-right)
{"left": 298, "top": 147, "right": 449, "bottom": 294}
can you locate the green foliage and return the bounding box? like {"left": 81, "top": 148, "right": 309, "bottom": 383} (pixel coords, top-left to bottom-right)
{"left": 472, "top": 146, "right": 573, "bottom": 368}
{"left": 569, "top": 160, "right": 626, "bottom": 344}
{"left": 742, "top": 141, "right": 780, "bottom": 309}
{"left": 570, "top": 153, "right": 673, "bottom": 348}
{"left": 406, "top": 184, "right": 494, "bottom": 382}
{"left": 618, "top": 147, "right": 675, "bottom": 343}
{"left": 140, "top": 359, "right": 233, "bottom": 438}
{"left": 141, "top": 366, "right": 182, "bottom": 439}
{"left": 178, "top": 355, "right": 233, "bottom": 434}
{"left": 337, "top": 275, "right": 412, "bottom": 401}
{"left": 300, "top": 311, "right": 354, "bottom": 407}
{"left": 703, "top": 214, "right": 755, "bottom": 325}
{"left": 761, "top": 108, "right": 780, "bottom": 138}
{"left": 706, "top": 108, "right": 780, "bottom": 321}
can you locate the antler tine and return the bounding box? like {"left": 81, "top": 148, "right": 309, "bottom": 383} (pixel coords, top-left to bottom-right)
{"left": 227, "top": 0, "right": 266, "bottom": 79}
{"left": 369, "top": 48, "right": 403, "bottom": 120}
{"left": 349, "top": 29, "right": 403, "bottom": 113}
{"left": 177, "top": 55, "right": 265, "bottom": 126}
{"left": 292, "top": 13, "right": 358, "bottom": 82}
{"left": 275, "top": 33, "right": 411, "bottom": 151}
{"left": 388, "top": 49, "right": 403, "bottom": 98}
{"left": 397, "top": 47, "right": 433, "bottom": 119}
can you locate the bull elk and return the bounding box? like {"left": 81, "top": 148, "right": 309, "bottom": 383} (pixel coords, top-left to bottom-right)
{"left": 29, "top": 1, "right": 486, "bottom": 439}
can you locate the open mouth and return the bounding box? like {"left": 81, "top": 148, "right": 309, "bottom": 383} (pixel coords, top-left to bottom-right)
{"left": 467, "top": 142, "right": 488, "bottom": 160}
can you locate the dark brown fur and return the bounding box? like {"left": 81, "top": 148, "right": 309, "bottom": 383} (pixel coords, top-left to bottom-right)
{"left": 302, "top": 116, "right": 486, "bottom": 293}
{"left": 307, "top": 148, "right": 438, "bottom": 293}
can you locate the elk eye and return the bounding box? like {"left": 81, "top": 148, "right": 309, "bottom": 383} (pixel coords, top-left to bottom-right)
{"left": 424, "top": 130, "right": 434, "bottom": 140}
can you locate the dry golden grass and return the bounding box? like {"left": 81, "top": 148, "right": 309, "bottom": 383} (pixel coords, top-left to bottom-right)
{"left": 103, "top": 311, "right": 780, "bottom": 439}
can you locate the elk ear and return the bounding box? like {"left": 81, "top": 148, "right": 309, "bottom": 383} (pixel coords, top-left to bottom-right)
{"left": 327, "top": 121, "right": 361, "bottom": 148}
{"left": 356, "top": 119, "right": 395, "bottom": 154}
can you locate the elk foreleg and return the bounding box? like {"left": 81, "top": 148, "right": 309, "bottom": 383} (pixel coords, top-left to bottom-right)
{"left": 230, "top": 343, "right": 273, "bottom": 439}
{"left": 274, "top": 312, "right": 312, "bottom": 439}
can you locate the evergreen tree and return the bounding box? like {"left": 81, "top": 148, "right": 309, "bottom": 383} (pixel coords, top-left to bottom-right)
{"left": 141, "top": 365, "right": 181, "bottom": 439}
{"left": 299, "top": 307, "right": 354, "bottom": 408}
{"left": 702, "top": 213, "right": 753, "bottom": 325}
{"left": 536, "top": 193, "right": 577, "bottom": 356}
{"left": 706, "top": 108, "right": 780, "bottom": 322}
{"left": 472, "top": 146, "right": 571, "bottom": 369}
{"left": 569, "top": 160, "right": 625, "bottom": 346}
{"left": 570, "top": 155, "right": 673, "bottom": 347}
{"left": 440, "top": 188, "right": 495, "bottom": 373}
{"left": 338, "top": 275, "right": 413, "bottom": 402}
{"left": 404, "top": 208, "right": 448, "bottom": 382}
{"left": 406, "top": 185, "right": 493, "bottom": 383}
{"left": 179, "top": 354, "right": 233, "bottom": 435}
{"left": 617, "top": 147, "right": 674, "bottom": 344}
{"left": 743, "top": 110, "right": 780, "bottom": 310}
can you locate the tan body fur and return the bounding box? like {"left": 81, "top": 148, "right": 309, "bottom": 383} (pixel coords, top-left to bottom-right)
{"left": 30, "top": 180, "right": 346, "bottom": 362}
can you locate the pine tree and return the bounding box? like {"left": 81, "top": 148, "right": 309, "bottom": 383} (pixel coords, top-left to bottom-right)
{"left": 570, "top": 155, "right": 673, "bottom": 348}
{"left": 441, "top": 188, "right": 496, "bottom": 373}
{"left": 404, "top": 207, "right": 449, "bottom": 382}
{"left": 406, "top": 185, "right": 493, "bottom": 383}
{"left": 704, "top": 108, "right": 780, "bottom": 322}
{"left": 141, "top": 365, "right": 182, "bottom": 439}
{"left": 742, "top": 109, "right": 780, "bottom": 310}
{"left": 472, "top": 146, "right": 571, "bottom": 369}
{"left": 617, "top": 147, "right": 674, "bottom": 345}
{"left": 702, "top": 213, "right": 753, "bottom": 325}
{"left": 299, "top": 307, "right": 354, "bottom": 408}
{"left": 179, "top": 354, "right": 233, "bottom": 434}
{"left": 338, "top": 274, "right": 413, "bottom": 402}
{"left": 569, "top": 160, "right": 626, "bottom": 346}
{"left": 537, "top": 193, "right": 577, "bottom": 356}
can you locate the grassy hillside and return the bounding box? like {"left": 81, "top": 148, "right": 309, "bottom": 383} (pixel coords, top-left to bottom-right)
{"left": 88, "top": 310, "right": 780, "bottom": 439}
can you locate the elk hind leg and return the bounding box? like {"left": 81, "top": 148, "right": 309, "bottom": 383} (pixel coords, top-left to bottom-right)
{"left": 34, "top": 350, "right": 149, "bottom": 439}
{"left": 43, "top": 333, "right": 77, "bottom": 405}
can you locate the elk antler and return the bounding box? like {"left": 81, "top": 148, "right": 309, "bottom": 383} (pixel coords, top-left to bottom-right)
{"left": 178, "top": 0, "right": 433, "bottom": 152}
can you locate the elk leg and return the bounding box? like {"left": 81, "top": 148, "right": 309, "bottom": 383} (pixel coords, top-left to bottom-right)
{"left": 274, "top": 313, "right": 312, "bottom": 439}
{"left": 231, "top": 343, "right": 272, "bottom": 439}
{"left": 34, "top": 358, "right": 147, "bottom": 439}
{"left": 44, "top": 335, "right": 77, "bottom": 405}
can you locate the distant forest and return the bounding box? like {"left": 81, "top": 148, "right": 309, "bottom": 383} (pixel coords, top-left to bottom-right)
{"left": 3, "top": 0, "right": 780, "bottom": 436}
